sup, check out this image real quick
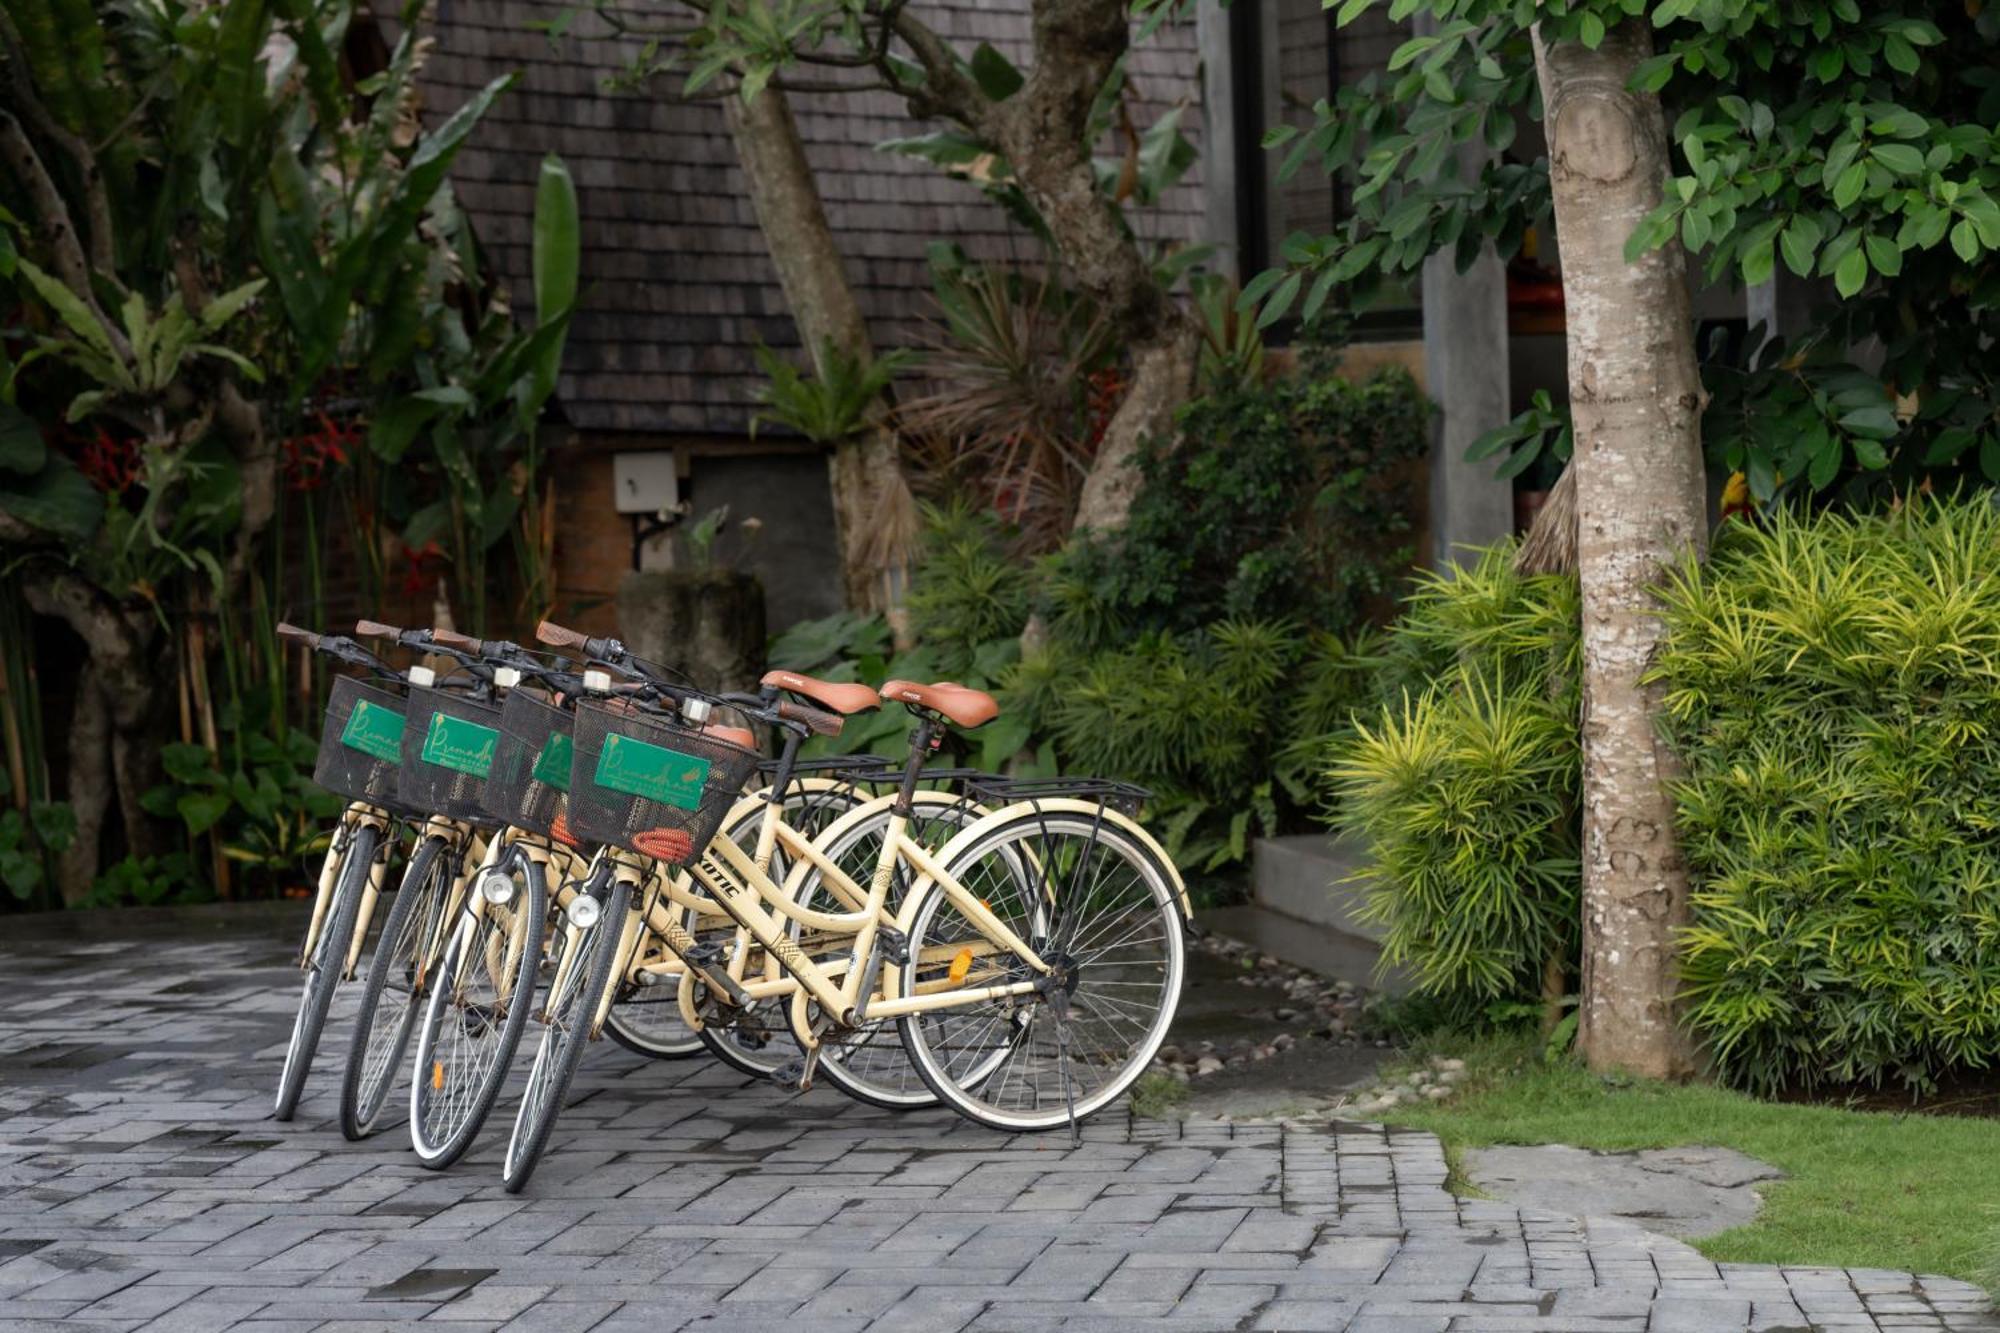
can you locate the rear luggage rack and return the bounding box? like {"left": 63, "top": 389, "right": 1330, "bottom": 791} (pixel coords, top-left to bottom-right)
{"left": 962, "top": 776, "right": 1151, "bottom": 817}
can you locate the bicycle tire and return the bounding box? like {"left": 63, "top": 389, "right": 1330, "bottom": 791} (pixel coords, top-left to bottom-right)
{"left": 503, "top": 874, "right": 634, "bottom": 1193}
{"left": 275, "top": 821, "right": 378, "bottom": 1122}
{"left": 408, "top": 845, "right": 548, "bottom": 1169}
{"left": 338, "top": 833, "right": 453, "bottom": 1140}
{"left": 897, "top": 810, "right": 1185, "bottom": 1133}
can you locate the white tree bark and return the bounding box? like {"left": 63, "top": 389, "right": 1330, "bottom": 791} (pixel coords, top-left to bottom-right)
{"left": 1533, "top": 22, "right": 1707, "bottom": 1080}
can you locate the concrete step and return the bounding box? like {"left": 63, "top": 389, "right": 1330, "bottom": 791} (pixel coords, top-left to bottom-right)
{"left": 1251, "top": 832, "right": 1382, "bottom": 942}
{"left": 1202, "top": 903, "right": 1409, "bottom": 995}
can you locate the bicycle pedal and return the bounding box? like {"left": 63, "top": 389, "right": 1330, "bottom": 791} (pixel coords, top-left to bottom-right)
{"left": 769, "top": 1059, "right": 810, "bottom": 1092}
{"left": 875, "top": 926, "right": 909, "bottom": 966}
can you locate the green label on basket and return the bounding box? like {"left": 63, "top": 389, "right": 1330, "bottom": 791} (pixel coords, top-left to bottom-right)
{"left": 340, "top": 699, "right": 404, "bottom": 762}
{"left": 531, "top": 732, "right": 574, "bottom": 792}
{"left": 420, "top": 711, "right": 498, "bottom": 778}
{"left": 593, "top": 733, "right": 710, "bottom": 811}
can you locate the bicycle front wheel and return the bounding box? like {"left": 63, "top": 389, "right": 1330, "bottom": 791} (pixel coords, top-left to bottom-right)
{"left": 503, "top": 874, "right": 633, "bottom": 1193}
{"left": 896, "top": 811, "right": 1185, "bottom": 1132}
{"left": 408, "top": 846, "right": 547, "bottom": 1168}
{"left": 340, "top": 832, "right": 455, "bottom": 1140}
{"left": 275, "top": 820, "right": 379, "bottom": 1122}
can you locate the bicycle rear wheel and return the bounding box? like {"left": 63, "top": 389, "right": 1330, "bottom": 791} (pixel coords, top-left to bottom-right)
{"left": 503, "top": 873, "right": 633, "bottom": 1193}
{"left": 340, "top": 832, "right": 455, "bottom": 1140}
{"left": 408, "top": 844, "right": 547, "bottom": 1168}
{"left": 275, "top": 820, "right": 379, "bottom": 1122}
{"left": 896, "top": 811, "right": 1185, "bottom": 1132}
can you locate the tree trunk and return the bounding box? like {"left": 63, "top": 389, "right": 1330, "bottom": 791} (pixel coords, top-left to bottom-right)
{"left": 724, "top": 85, "right": 911, "bottom": 613}
{"left": 990, "top": 0, "right": 1197, "bottom": 534}
{"left": 1533, "top": 22, "right": 1706, "bottom": 1081}
{"left": 56, "top": 667, "right": 109, "bottom": 906}
{"left": 1072, "top": 327, "right": 1196, "bottom": 531}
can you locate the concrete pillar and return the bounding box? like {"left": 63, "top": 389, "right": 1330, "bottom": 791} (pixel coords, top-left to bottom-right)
{"left": 1197, "top": 1, "right": 1240, "bottom": 277}
{"left": 1420, "top": 209, "right": 1514, "bottom": 567}
{"left": 1415, "top": 15, "right": 1514, "bottom": 569}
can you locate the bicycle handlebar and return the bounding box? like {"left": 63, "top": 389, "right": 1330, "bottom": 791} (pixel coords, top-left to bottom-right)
{"left": 279, "top": 623, "right": 398, "bottom": 681}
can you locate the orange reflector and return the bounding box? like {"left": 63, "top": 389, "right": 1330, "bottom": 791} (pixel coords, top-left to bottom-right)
{"left": 431, "top": 1061, "right": 445, "bottom": 1091}
{"left": 948, "top": 947, "right": 974, "bottom": 985}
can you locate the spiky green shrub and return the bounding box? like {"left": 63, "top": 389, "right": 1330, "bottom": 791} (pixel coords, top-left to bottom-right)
{"left": 1011, "top": 621, "right": 1379, "bottom": 872}
{"left": 1327, "top": 546, "right": 1582, "bottom": 1006}
{"left": 904, "top": 501, "right": 1035, "bottom": 675}
{"left": 1657, "top": 498, "right": 2000, "bottom": 1092}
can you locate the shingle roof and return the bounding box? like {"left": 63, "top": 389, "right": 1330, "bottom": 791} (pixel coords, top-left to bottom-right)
{"left": 419, "top": 0, "right": 1208, "bottom": 437}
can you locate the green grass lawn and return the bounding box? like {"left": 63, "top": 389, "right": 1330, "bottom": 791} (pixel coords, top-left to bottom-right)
{"left": 1374, "top": 1035, "right": 1998, "bottom": 1286}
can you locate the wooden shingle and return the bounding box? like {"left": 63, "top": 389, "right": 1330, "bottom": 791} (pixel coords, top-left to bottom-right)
{"left": 418, "top": 0, "right": 1207, "bottom": 436}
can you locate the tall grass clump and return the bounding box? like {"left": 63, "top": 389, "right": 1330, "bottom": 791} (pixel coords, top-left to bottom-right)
{"left": 1657, "top": 496, "right": 2000, "bottom": 1092}
{"left": 1327, "top": 545, "right": 1582, "bottom": 1008}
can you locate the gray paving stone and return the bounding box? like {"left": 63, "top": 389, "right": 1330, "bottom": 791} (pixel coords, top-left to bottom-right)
{"left": 3, "top": 913, "right": 1996, "bottom": 1333}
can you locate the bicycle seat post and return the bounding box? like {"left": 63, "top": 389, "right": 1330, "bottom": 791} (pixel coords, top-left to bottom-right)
{"left": 891, "top": 716, "right": 942, "bottom": 818}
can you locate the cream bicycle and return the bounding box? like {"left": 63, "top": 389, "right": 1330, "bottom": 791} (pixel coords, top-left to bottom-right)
{"left": 499, "top": 657, "right": 1188, "bottom": 1189}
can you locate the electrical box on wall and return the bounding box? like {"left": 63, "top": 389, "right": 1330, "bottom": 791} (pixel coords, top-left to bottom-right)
{"left": 613, "top": 452, "right": 679, "bottom": 515}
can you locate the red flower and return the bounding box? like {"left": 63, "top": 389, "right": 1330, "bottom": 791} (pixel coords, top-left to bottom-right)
{"left": 76, "top": 427, "right": 139, "bottom": 494}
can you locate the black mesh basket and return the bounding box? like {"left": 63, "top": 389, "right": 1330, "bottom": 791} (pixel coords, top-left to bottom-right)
{"left": 965, "top": 775, "right": 1152, "bottom": 818}
{"left": 567, "top": 699, "right": 761, "bottom": 864}
{"left": 483, "top": 690, "right": 579, "bottom": 843}
{"left": 312, "top": 675, "right": 415, "bottom": 812}
{"left": 397, "top": 686, "right": 507, "bottom": 823}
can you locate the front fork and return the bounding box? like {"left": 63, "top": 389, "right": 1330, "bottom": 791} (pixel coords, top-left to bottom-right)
{"left": 298, "top": 804, "right": 394, "bottom": 972}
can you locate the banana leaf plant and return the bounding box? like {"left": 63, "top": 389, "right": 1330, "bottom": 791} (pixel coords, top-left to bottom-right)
{"left": 0, "top": 0, "right": 511, "bottom": 903}
{"left": 364, "top": 153, "right": 582, "bottom": 633}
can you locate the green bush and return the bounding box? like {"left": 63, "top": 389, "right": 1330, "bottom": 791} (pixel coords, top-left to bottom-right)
{"left": 1335, "top": 499, "right": 2000, "bottom": 1090}
{"left": 1327, "top": 546, "right": 1582, "bottom": 1007}
{"left": 1050, "top": 365, "right": 1429, "bottom": 643}
{"left": 1658, "top": 498, "right": 2000, "bottom": 1091}
{"left": 1011, "top": 620, "right": 1379, "bottom": 872}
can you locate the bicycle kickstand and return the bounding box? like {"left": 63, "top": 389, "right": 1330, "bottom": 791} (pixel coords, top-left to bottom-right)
{"left": 1047, "top": 986, "right": 1082, "bottom": 1149}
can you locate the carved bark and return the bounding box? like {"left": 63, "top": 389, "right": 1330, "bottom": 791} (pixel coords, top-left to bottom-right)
{"left": 1533, "top": 22, "right": 1705, "bottom": 1080}
{"left": 724, "top": 84, "right": 910, "bottom": 613}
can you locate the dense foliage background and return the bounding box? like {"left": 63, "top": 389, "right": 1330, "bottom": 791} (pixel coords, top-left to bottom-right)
{"left": 1333, "top": 494, "right": 2000, "bottom": 1092}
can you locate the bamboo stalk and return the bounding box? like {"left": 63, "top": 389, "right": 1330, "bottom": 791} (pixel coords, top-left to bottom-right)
{"left": 187, "top": 600, "right": 231, "bottom": 901}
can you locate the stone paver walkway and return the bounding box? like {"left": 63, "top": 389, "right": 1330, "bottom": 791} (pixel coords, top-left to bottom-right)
{"left": 1, "top": 909, "right": 1992, "bottom": 1332}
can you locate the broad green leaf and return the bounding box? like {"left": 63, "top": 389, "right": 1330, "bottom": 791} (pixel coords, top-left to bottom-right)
{"left": 1869, "top": 143, "right": 1925, "bottom": 176}
{"left": 1780, "top": 217, "right": 1821, "bottom": 278}
{"left": 0, "top": 455, "right": 103, "bottom": 543}
{"left": 1833, "top": 245, "right": 1868, "bottom": 297}
{"left": 1950, "top": 219, "right": 1980, "bottom": 264}
{"left": 1740, "top": 237, "right": 1775, "bottom": 286}
{"left": 1839, "top": 404, "right": 1896, "bottom": 438}
{"left": 1862, "top": 233, "right": 1903, "bottom": 277}
{"left": 1832, "top": 162, "right": 1867, "bottom": 209}
{"left": 530, "top": 153, "right": 580, "bottom": 410}
{"left": 1255, "top": 272, "right": 1301, "bottom": 329}
{"left": 969, "top": 43, "right": 1024, "bottom": 101}
{"left": 177, "top": 790, "right": 232, "bottom": 837}
{"left": 0, "top": 403, "right": 44, "bottom": 474}
{"left": 368, "top": 396, "right": 442, "bottom": 463}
